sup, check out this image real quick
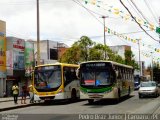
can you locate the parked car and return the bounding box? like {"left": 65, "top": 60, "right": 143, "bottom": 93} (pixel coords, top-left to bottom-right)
{"left": 138, "top": 81, "right": 160, "bottom": 98}
{"left": 134, "top": 81, "right": 140, "bottom": 90}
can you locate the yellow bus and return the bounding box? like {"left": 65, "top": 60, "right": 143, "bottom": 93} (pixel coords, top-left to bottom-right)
{"left": 33, "top": 63, "right": 80, "bottom": 102}
{"left": 77, "top": 61, "right": 134, "bottom": 104}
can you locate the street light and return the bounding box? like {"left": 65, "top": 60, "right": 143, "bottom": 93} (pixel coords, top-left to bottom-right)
{"left": 137, "top": 38, "right": 142, "bottom": 76}
{"left": 100, "top": 16, "right": 108, "bottom": 60}
{"left": 159, "top": 17, "right": 160, "bottom": 43}
{"left": 150, "top": 52, "right": 154, "bottom": 81}
{"left": 37, "top": 0, "right": 40, "bottom": 65}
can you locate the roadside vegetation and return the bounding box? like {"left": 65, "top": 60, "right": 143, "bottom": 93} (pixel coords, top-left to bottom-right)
{"left": 59, "top": 36, "right": 138, "bottom": 69}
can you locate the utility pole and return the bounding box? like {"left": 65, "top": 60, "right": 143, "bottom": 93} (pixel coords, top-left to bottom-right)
{"left": 37, "top": 0, "right": 40, "bottom": 65}
{"left": 158, "top": 17, "right": 160, "bottom": 67}
{"left": 137, "top": 39, "right": 141, "bottom": 76}
{"left": 57, "top": 42, "right": 59, "bottom": 60}
{"left": 100, "top": 16, "right": 108, "bottom": 60}
{"left": 151, "top": 52, "right": 154, "bottom": 81}
{"left": 159, "top": 17, "right": 160, "bottom": 43}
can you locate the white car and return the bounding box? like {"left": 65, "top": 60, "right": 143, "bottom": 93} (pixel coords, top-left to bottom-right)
{"left": 138, "top": 81, "right": 160, "bottom": 98}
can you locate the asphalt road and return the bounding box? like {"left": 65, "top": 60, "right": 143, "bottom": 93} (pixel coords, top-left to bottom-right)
{"left": 1, "top": 91, "right": 160, "bottom": 120}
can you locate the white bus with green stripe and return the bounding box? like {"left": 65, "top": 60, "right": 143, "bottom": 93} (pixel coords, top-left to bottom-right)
{"left": 77, "top": 61, "right": 134, "bottom": 104}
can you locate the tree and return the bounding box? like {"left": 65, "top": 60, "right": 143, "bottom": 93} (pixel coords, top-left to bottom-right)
{"left": 124, "top": 50, "right": 138, "bottom": 69}
{"left": 89, "top": 44, "right": 107, "bottom": 60}
{"left": 147, "top": 61, "right": 160, "bottom": 83}
{"left": 77, "top": 36, "right": 95, "bottom": 61}
{"left": 59, "top": 45, "right": 81, "bottom": 64}
{"left": 124, "top": 50, "right": 132, "bottom": 64}
{"left": 59, "top": 36, "right": 138, "bottom": 69}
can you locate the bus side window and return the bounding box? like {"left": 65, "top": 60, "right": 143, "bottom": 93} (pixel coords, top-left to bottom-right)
{"left": 65, "top": 68, "right": 71, "bottom": 82}
{"left": 64, "top": 67, "right": 78, "bottom": 84}
{"left": 71, "top": 68, "right": 77, "bottom": 80}
{"left": 117, "top": 71, "right": 122, "bottom": 79}
{"left": 117, "top": 67, "right": 121, "bottom": 79}
{"left": 111, "top": 70, "right": 116, "bottom": 82}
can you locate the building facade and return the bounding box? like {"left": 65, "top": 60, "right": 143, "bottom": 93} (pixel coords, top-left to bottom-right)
{"left": 109, "top": 45, "right": 145, "bottom": 77}
{"left": 4, "top": 39, "right": 68, "bottom": 96}
{"left": 24, "top": 41, "right": 34, "bottom": 77}
{"left": 0, "top": 20, "right": 6, "bottom": 97}
{"left": 6, "top": 37, "right": 25, "bottom": 96}
{"left": 0, "top": 23, "right": 68, "bottom": 97}
{"left": 34, "top": 40, "right": 68, "bottom": 65}
{"left": 109, "top": 45, "right": 131, "bottom": 59}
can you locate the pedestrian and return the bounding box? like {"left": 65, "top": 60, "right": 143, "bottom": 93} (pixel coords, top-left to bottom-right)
{"left": 28, "top": 84, "right": 34, "bottom": 103}
{"left": 21, "top": 85, "right": 27, "bottom": 104}
{"left": 12, "top": 83, "right": 19, "bottom": 104}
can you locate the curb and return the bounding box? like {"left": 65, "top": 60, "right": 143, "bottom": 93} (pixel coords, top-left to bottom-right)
{"left": 0, "top": 103, "right": 40, "bottom": 112}
{"left": 0, "top": 104, "right": 32, "bottom": 112}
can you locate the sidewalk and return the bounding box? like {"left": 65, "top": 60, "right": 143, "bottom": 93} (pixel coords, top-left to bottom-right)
{"left": 0, "top": 97, "right": 34, "bottom": 112}
{"left": 0, "top": 96, "right": 29, "bottom": 102}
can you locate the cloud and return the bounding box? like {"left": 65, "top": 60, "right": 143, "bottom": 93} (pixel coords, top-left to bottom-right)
{"left": 1, "top": 0, "right": 160, "bottom": 67}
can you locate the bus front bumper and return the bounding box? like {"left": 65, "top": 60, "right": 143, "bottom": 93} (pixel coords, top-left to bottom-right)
{"left": 80, "top": 91, "right": 116, "bottom": 99}
{"left": 35, "top": 92, "right": 65, "bottom": 101}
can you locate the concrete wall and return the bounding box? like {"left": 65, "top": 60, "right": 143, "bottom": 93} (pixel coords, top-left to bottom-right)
{"left": 34, "top": 40, "right": 60, "bottom": 64}
{"left": 109, "top": 45, "right": 131, "bottom": 59}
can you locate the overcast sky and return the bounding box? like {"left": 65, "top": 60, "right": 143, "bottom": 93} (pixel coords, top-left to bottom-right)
{"left": 1, "top": 0, "right": 160, "bottom": 67}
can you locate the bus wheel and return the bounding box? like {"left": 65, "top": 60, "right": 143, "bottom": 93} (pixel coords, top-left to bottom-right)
{"left": 88, "top": 99, "right": 94, "bottom": 104}
{"left": 139, "top": 93, "right": 142, "bottom": 99}
{"left": 71, "top": 89, "right": 77, "bottom": 102}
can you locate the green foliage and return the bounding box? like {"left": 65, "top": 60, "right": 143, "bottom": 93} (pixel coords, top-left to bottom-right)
{"left": 124, "top": 50, "right": 138, "bottom": 69}
{"left": 59, "top": 36, "right": 138, "bottom": 68}
{"left": 59, "top": 45, "right": 81, "bottom": 64}
{"left": 89, "top": 44, "right": 106, "bottom": 60}
{"left": 152, "top": 62, "right": 160, "bottom": 82}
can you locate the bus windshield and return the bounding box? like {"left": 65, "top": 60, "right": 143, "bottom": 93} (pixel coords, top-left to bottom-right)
{"left": 34, "top": 65, "right": 61, "bottom": 90}
{"left": 81, "top": 70, "right": 112, "bottom": 87}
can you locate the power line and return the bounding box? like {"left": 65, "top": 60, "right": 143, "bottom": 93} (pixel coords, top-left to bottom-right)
{"left": 126, "top": 0, "right": 144, "bottom": 21}
{"left": 90, "top": 29, "right": 153, "bottom": 38}
{"left": 108, "top": 33, "right": 153, "bottom": 61}
{"left": 143, "top": 0, "right": 159, "bottom": 25}
{"left": 130, "top": 0, "right": 150, "bottom": 24}
{"left": 119, "top": 0, "right": 159, "bottom": 42}
{"left": 72, "top": 0, "right": 104, "bottom": 25}
{"left": 73, "top": 0, "right": 136, "bottom": 36}
{"left": 72, "top": 0, "right": 122, "bottom": 21}
{"left": 73, "top": 0, "right": 160, "bottom": 48}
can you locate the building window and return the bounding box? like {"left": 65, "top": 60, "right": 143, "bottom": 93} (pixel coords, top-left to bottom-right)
{"left": 50, "top": 49, "right": 58, "bottom": 60}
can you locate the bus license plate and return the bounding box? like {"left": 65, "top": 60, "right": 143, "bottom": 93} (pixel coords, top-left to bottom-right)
{"left": 45, "top": 98, "right": 50, "bottom": 100}
{"left": 93, "top": 94, "right": 99, "bottom": 97}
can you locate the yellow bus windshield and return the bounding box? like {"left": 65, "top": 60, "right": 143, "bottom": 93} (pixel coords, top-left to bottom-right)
{"left": 34, "top": 65, "right": 61, "bottom": 92}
